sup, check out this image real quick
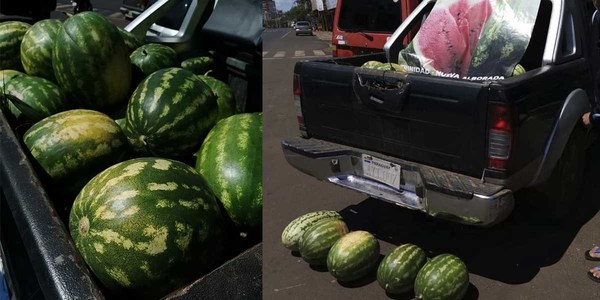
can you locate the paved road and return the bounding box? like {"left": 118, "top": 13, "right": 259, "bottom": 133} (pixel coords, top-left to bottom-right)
{"left": 263, "top": 28, "right": 600, "bottom": 299}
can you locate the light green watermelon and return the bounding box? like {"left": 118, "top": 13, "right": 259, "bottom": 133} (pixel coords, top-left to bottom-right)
{"left": 281, "top": 210, "right": 342, "bottom": 251}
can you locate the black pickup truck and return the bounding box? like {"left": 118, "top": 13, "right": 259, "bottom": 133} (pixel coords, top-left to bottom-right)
{"left": 283, "top": 0, "right": 597, "bottom": 226}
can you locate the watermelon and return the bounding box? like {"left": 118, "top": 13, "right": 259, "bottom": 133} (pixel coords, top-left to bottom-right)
{"left": 130, "top": 43, "right": 178, "bottom": 76}
{"left": 181, "top": 56, "right": 214, "bottom": 75}
{"left": 23, "top": 109, "right": 127, "bottom": 194}
{"left": 20, "top": 19, "right": 62, "bottom": 82}
{"left": 414, "top": 254, "right": 469, "bottom": 300}
{"left": 69, "top": 157, "right": 225, "bottom": 298}
{"left": 0, "top": 21, "right": 31, "bottom": 71}
{"left": 124, "top": 67, "right": 217, "bottom": 157}
{"left": 53, "top": 12, "right": 131, "bottom": 111}
{"left": 512, "top": 64, "right": 526, "bottom": 77}
{"left": 0, "top": 69, "right": 23, "bottom": 90}
{"left": 298, "top": 218, "right": 349, "bottom": 266}
{"left": 281, "top": 210, "right": 342, "bottom": 251}
{"left": 361, "top": 61, "right": 383, "bottom": 69}
{"left": 115, "top": 118, "right": 126, "bottom": 132}
{"left": 195, "top": 113, "right": 262, "bottom": 232}
{"left": 327, "top": 231, "right": 380, "bottom": 282}
{"left": 197, "top": 75, "right": 236, "bottom": 121}
{"left": 4, "top": 75, "right": 69, "bottom": 120}
{"left": 117, "top": 27, "right": 143, "bottom": 54}
{"left": 377, "top": 244, "right": 427, "bottom": 294}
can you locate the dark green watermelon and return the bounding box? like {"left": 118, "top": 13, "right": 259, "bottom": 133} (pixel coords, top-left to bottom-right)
{"left": 197, "top": 75, "right": 236, "bottom": 121}
{"left": 52, "top": 12, "right": 131, "bottom": 111}
{"left": 117, "top": 27, "right": 143, "bottom": 54}
{"left": 327, "top": 231, "right": 380, "bottom": 282}
{"left": 377, "top": 244, "right": 427, "bottom": 294}
{"left": 414, "top": 254, "right": 469, "bottom": 300}
{"left": 130, "top": 43, "right": 177, "bottom": 76}
{"left": 180, "top": 56, "right": 214, "bottom": 75}
{"left": 0, "top": 21, "right": 31, "bottom": 71}
{"left": 0, "top": 69, "right": 24, "bottom": 90}
{"left": 20, "top": 19, "right": 62, "bottom": 82}
{"left": 4, "top": 75, "right": 69, "bottom": 120}
{"left": 299, "top": 218, "right": 349, "bottom": 266}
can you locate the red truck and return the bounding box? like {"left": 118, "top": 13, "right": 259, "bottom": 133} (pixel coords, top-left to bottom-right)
{"left": 332, "top": 0, "right": 420, "bottom": 57}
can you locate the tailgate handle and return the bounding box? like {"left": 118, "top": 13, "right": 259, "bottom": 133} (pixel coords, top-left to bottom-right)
{"left": 352, "top": 72, "right": 410, "bottom": 113}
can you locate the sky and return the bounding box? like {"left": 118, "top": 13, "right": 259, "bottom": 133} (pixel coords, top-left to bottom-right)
{"left": 274, "top": 0, "right": 295, "bottom": 12}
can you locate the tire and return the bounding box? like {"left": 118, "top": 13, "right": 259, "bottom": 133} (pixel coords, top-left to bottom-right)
{"left": 534, "top": 123, "right": 589, "bottom": 222}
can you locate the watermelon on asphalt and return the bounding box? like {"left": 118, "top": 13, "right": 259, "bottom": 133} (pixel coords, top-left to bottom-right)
{"left": 124, "top": 67, "right": 217, "bottom": 158}
{"left": 117, "top": 27, "right": 143, "bottom": 54}
{"left": 0, "top": 21, "right": 31, "bottom": 71}
{"left": 197, "top": 75, "right": 236, "bottom": 121}
{"left": 23, "top": 109, "right": 127, "bottom": 194}
{"left": 69, "top": 157, "right": 225, "bottom": 298}
{"left": 130, "top": 43, "right": 178, "bottom": 76}
{"left": 20, "top": 19, "right": 62, "bottom": 82}
{"left": 327, "top": 230, "right": 380, "bottom": 282}
{"left": 195, "top": 113, "right": 262, "bottom": 232}
{"left": 281, "top": 210, "right": 342, "bottom": 251}
{"left": 414, "top": 254, "right": 469, "bottom": 300}
{"left": 53, "top": 12, "right": 131, "bottom": 111}
{"left": 298, "top": 218, "right": 349, "bottom": 266}
{"left": 377, "top": 244, "right": 427, "bottom": 294}
{"left": 181, "top": 56, "right": 214, "bottom": 75}
{"left": 5, "top": 75, "right": 69, "bottom": 120}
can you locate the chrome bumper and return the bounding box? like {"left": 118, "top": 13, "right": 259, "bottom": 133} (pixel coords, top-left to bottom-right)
{"left": 282, "top": 137, "right": 514, "bottom": 226}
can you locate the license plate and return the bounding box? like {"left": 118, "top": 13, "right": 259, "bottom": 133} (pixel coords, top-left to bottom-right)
{"left": 361, "top": 154, "right": 401, "bottom": 189}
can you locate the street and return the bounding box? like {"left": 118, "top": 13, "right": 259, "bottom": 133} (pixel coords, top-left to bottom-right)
{"left": 262, "top": 28, "right": 600, "bottom": 299}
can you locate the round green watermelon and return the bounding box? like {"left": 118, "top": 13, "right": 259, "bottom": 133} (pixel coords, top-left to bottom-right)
{"left": 512, "top": 64, "right": 526, "bottom": 77}
{"left": 377, "top": 244, "right": 427, "bottom": 294}
{"left": 20, "top": 19, "right": 62, "bottom": 82}
{"left": 327, "top": 230, "right": 380, "bottom": 282}
{"left": 23, "top": 109, "right": 127, "bottom": 194}
{"left": 361, "top": 60, "right": 383, "bottom": 69}
{"left": 69, "top": 157, "right": 225, "bottom": 298}
{"left": 117, "top": 27, "right": 143, "bottom": 54}
{"left": 124, "top": 67, "right": 217, "bottom": 157}
{"left": 281, "top": 210, "right": 342, "bottom": 252}
{"left": 130, "top": 43, "right": 177, "bottom": 76}
{"left": 299, "top": 218, "right": 349, "bottom": 266}
{"left": 5, "top": 75, "right": 68, "bottom": 120}
{"left": 181, "top": 56, "right": 214, "bottom": 75}
{"left": 414, "top": 254, "right": 469, "bottom": 300}
{"left": 0, "top": 21, "right": 30, "bottom": 71}
{"left": 52, "top": 12, "right": 131, "bottom": 111}
{"left": 197, "top": 75, "right": 236, "bottom": 121}
{"left": 195, "top": 113, "right": 262, "bottom": 232}
{"left": 0, "top": 69, "right": 24, "bottom": 90}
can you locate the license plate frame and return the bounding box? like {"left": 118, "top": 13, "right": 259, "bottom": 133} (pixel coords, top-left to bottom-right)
{"left": 361, "top": 154, "right": 401, "bottom": 190}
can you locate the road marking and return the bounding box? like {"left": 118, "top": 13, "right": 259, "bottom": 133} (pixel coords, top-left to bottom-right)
{"left": 281, "top": 30, "right": 291, "bottom": 39}
{"left": 313, "top": 50, "right": 326, "bottom": 56}
{"left": 262, "top": 51, "right": 268, "bottom": 57}
{"left": 295, "top": 50, "right": 305, "bottom": 57}
{"left": 273, "top": 51, "right": 285, "bottom": 58}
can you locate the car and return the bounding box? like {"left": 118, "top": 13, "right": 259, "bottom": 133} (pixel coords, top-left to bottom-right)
{"left": 295, "top": 21, "right": 313, "bottom": 36}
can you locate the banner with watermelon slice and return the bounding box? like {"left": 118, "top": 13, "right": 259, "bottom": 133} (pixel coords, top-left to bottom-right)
{"left": 398, "top": 0, "right": 541, "bottom": 81}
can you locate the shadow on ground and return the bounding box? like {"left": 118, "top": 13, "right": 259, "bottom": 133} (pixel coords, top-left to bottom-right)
{"left": 338, "top": 138, "right": 600, "bottom": 285}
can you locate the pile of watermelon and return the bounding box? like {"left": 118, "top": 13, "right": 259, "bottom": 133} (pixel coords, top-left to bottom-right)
{"left": 0, "top": 12, "right": 261, "bottom": 299}
{"left": 281, "top": 211, "right": 470, "bottom": 299}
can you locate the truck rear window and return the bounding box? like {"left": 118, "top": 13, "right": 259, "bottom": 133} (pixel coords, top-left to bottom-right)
{"left": 338, "top": 0, "right": 402, "bottom": 33}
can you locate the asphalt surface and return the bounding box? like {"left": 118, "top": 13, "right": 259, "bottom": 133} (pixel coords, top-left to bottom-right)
{"left": 262, "top": 28, "right": 600, "bottom": 299}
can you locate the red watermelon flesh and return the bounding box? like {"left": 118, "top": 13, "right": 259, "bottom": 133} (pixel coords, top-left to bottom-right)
{"left": 414, "top": 0, "right": 492, "bottom": 76}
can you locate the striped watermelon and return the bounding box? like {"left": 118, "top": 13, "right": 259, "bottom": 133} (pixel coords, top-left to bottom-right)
{"left": 5, "top": 75, "right": 69, "bottom": 120}
{"left": 23, "top": 109, "right": 127, "bottom": 194}
{"left": 0, "top": 21, "right": 31, "bottom": 71}
{"left": 361, "top": 61, "right": 383, "bottom": 69}
{"left": 299, "top": 219, "right": 349, "bottom": 266}
{"left": 512, "top": 64, "right": 526, "bottom": 77}
{"left": 281, "top": 210, "right": 342, "bottom": 251}
{"left": 181, "top": 56, "right": 214, "bottom": 75}
{"left": 130, "top": 43, "right": 177, "bottom": 76}
{"left": 197, "top": 75, "right": 236, "bottom": 121}
{"left": 377, "top": 244, "right": 427, "bottom": 294}
{"left": 414, "top": 254, "right": 469, "bottom": 300}
{"left": 53, "top": 12, "right": 131, "bottom": 111}
{"left": 117, "top": 27, "right": 143, "bottom": 54}
{"left": 69, "top": 157, "right": 225, "bottom": 298}
{"left": 20, "top": 19, "right": 62, "bottom": 82}
{"left": 124, "top": 67, "right": 217, "bottom": 157}
{"left": 195, "top": 113, "right": 262, "bottom": 232}
{"left": 0, "top": 69, "right": 23, "bottom": 90}
{"left": 327, "top": 231, "right": 380, "bottom": 282}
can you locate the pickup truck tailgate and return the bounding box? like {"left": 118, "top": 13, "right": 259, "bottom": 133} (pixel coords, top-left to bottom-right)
{"left": 298, "top": 61, "right": 489, "bottom": 178}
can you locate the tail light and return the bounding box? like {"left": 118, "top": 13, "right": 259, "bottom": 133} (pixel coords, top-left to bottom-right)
{"left": 293, "top": 74, "right": 308, "bottom": 137}
{"left": 488, "top": 103, "right": 513, "bottom": 170}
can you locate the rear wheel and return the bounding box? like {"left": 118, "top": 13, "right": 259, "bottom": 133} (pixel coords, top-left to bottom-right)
{"left": 534, "top": 124, "right": 589, "bottom": 222}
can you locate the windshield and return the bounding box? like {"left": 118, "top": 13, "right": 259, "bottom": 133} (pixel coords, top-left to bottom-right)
{"left": 338, "top": 0, "right": 402, "bottom": 33}
{"left": 297, "top": 21, "right": 310, "bottom": 26}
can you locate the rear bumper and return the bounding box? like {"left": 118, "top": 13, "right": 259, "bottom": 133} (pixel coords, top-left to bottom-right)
{"left": 282, "top": 137, "right": 514, "bottom": 226}
{"left": 295, "top": 29, "right": 312, "bottom": 35}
